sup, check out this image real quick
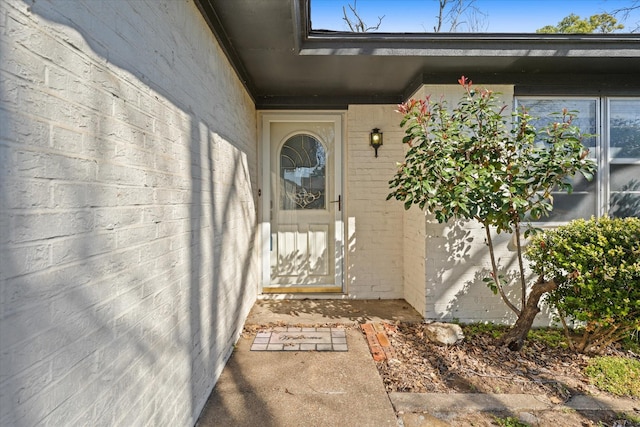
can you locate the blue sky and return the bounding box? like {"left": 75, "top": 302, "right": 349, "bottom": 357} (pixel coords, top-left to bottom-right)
{"left": 310, "top": 0, "right": 640, "bottom": 32}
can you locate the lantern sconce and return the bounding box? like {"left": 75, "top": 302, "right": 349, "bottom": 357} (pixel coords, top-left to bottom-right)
{"left": 370, "top": 128, "right": 383, "bottom": 158}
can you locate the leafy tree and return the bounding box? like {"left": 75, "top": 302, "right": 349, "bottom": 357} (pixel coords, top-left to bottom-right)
{"left": 388, "top": 77, "right": 596, "bottom": 350}
{"left": 537, "top": 13, "right": 624, "bottom": 33}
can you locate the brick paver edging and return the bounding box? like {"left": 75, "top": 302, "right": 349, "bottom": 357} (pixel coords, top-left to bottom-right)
{"left": 361, "top": 322, "right": 395, "bottom": 362}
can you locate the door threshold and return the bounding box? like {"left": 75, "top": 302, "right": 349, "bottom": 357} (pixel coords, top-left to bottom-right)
{"left": 262, "top": 286, "right": 343, "bottom": 294}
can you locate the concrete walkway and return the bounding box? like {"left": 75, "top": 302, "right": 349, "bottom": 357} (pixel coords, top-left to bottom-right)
{"left": 391, "top": 392, "right": 639, "bottom": 414}
{"left": 197, "top": 327, "right": 397, "bottom": 427}
{"left": 196, "top": 299, "right": 639, "bottom": 426}
{"left": 196, "top": 300, "right": 421, "bottom": 427}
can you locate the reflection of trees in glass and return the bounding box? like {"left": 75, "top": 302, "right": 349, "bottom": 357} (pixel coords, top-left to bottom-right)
{"left": 517, "top": 99, "right": 598, "bottom": 221}
{"left": 280, "top": 134, "right": 326, "bottom": 210}
{"left": 610, "top": 117, "right": 640, "bottom": 158}
{"left": 610, "top": 179, "right": 640, "bottom": 218}
{"left": 518, "top": 99, "right": 597, "bottom": 150}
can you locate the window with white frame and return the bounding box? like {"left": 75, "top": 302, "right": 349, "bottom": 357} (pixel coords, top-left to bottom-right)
{"left": 515, "top": 96, "right": 640, "bottom": 221}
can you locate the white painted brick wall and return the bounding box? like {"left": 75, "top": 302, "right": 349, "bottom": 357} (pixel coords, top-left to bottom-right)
{"left": 346, "top": 105, "right": 405, "bottom": 299}
{"left": 0, "top": 1, "right": 258, "bottom": 426}
{"left": 403, "top": 208, "right": 427, "bottom": 316}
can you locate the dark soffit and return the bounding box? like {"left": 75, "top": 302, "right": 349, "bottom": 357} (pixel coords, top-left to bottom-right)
{"left": 194, "top": 0, "right": 640, "bottom": 109}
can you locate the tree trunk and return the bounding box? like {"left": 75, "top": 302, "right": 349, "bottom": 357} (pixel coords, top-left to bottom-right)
{"left": 500, "top": 277, "right": 557, "bottom": 351}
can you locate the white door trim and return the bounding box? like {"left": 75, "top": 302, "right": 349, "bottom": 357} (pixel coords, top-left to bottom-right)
{"left": 258, "top": 112, "right": 345, "bottom": 293}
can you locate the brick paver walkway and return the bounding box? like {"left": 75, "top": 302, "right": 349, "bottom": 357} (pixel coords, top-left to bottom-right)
{"left": 250, "top": 327, "right": 347, "bottom": 351}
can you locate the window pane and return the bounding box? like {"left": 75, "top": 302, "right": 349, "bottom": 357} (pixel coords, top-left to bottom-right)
{"left": 610, "top": 100, "right": 640, "bottom": 160}
{"left": 610, "top": 164, "right": 640, "bottom": 192}
{"left": 609, "top": 164, "right": 640, "bottom": 218}
{"left": 516, "top": 98, "right": 598, "bottom": 221}
{"left": 543, "top": 193, "right": 598, "bottom": 222}
{"left": 280, "top": 134, "right": 326, "bottom": 210}
{"left": 610, "top": 194, "right": 640, "bottom": 218}
{"left": 517, "top": 98, "right": 597, "bottom": 153}
{"left": 565, "top": 173, "right": 597, "bottom": 193}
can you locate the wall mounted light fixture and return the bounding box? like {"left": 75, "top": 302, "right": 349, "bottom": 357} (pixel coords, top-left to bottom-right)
{"left": 370, "top": 128, "right": 383, "bottom": 158}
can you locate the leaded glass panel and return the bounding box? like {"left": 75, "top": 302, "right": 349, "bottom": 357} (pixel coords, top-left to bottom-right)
{"left": 280, "top": 134, "right": 326, "bottom": 210}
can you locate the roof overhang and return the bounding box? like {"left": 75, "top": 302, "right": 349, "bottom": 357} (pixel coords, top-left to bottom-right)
{"left": 194, "top": 0, "right": 640, "bottom": 109}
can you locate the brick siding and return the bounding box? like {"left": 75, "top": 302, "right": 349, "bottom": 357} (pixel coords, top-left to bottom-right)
{"left": 0, "top": 0, "right": 258, "bottom": 425}
{"left": 346, "top": 105, "right": 405, "bottom": 299}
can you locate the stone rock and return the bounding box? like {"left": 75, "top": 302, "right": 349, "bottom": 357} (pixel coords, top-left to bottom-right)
{"left": 424, "top": 322, "right": 464, "bottom": 345}
{"left": 518, "top": 412, "right": 539, "bottom": 425}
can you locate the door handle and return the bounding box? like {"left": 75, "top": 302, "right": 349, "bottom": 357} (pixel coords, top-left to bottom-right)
{"left": 330, "top": 195, "right": 341, "bottom": 211}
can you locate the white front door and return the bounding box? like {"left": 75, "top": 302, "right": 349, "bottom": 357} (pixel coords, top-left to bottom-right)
{"left": 260, "top": 113, "right": 344, "bottom": 293}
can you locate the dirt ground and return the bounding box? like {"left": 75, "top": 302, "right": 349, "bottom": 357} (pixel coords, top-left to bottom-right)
{"left": 377, "top": 322, "right": 640, "bottom": 427}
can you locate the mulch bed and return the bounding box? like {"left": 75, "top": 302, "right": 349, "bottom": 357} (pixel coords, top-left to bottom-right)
{"left": 373, "top": 322, "right": 638, "bottom": 404}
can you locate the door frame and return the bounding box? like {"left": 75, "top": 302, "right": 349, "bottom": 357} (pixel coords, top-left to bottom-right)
{"left": 259, "top": 111, "right": 345, "bottom": 294}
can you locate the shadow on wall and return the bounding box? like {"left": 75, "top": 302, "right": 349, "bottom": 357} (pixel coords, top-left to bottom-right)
{"left": 1, "top": 0, "right": 258, "bottom": 426}
{"left": 426, "top": 220, "right": 556, "bottom": 326}
{"left": 188, "top": 120, "right": 261, "bottom": 423}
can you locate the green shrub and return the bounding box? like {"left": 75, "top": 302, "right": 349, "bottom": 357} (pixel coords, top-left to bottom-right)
{"left": 526, "top": 327, "right": 567, "bottom": 349}
{"left": 494, "top": 416, "right": 530, "bottom": 427}
{"left": 621, "top": 330, "right": 640, "bottom": 353}
{"left": 584, "top": 356, "right": 640, "bottom": 397}
{"left": 462, "top": 323, "right": 508, "bottom": 339}
{"left": 526, "top": 216, "right": 640, "bottom": 354}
